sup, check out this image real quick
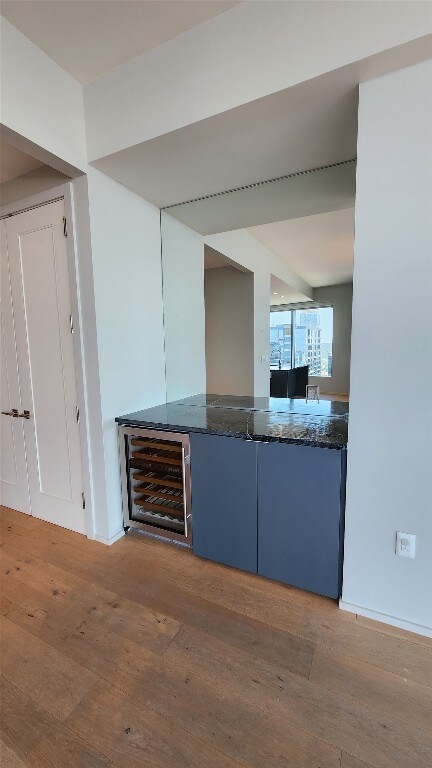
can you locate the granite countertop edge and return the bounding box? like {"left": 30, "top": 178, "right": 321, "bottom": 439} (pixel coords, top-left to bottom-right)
{"left": 115, "top": 416, "right": 347, "bottom": 450}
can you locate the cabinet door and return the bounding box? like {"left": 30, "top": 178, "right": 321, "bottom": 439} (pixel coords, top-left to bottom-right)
{"left": 258, "top": 442, "right": 344, "bottom": 598}
{"left": 190, "top": 433, "right": 257, "bottom": 573}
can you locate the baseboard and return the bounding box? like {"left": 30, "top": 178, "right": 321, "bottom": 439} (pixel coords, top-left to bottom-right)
{"left": 339, "top": 600, "right": 432, "bottom": 638}
{"left": 94, "top": 529, "right": 124, "bottom": 546}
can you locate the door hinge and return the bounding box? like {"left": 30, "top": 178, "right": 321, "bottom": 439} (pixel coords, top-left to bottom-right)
{"left": 76, "top": 406, "right": 80, "bottom": 424}
{"left": 69, "top": 314, "right": 74, "bottom": 334}
{"left": 82, "top": 491, "right": 86, "bottom": 510}
{"left": 63, "top": 216, "right": 68, "bottom": 237}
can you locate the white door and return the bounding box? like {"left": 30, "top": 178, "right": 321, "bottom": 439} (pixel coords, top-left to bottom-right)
{"left": 2, "top": 200, "right": 85, "bottom": 534}
{"left": 1, "top": 221, "right": 31, "bottom": 514}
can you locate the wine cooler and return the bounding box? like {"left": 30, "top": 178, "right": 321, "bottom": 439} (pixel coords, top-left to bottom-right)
{"left": 118, "top": 426, "right": 192, "bottom": 545}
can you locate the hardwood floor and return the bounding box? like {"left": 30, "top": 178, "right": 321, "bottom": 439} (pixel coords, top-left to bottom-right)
{"left": 1, "top": 506, "right": 431, "bottom": 768}
{"left": 319, "top": 394, "right": 349, "bottom": 402}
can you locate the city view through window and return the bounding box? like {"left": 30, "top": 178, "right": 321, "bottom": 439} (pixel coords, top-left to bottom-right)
{"left": 270, "top": 306, "right": 333, "bottom": 377}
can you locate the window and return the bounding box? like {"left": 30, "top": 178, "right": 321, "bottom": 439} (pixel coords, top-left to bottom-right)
{"left": 270, "top": 306, "right": 333, "bottom": 377}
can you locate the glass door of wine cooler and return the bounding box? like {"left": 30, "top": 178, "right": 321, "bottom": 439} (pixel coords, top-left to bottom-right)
{"left": 118, "top": 427, "right": 191, "bottom": 545}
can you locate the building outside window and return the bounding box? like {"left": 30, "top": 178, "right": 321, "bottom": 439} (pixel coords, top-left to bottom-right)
{"left": 270, "top": 306, "right": 333, "bottom": 376}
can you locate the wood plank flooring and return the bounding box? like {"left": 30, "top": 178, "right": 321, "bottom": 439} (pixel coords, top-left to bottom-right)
{"left": 1, "top": 506, "right": 431, "bottom": 768}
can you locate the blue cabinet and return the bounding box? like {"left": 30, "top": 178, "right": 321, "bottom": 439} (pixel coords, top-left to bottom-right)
{"left": 257, "top": 442, "right": 345, "bottom": 598}
{"left": 190, "top": 433, "right": 258, "bottom": 573}
{"left": 190, "top": 433, "right": 346, "bottom": 598}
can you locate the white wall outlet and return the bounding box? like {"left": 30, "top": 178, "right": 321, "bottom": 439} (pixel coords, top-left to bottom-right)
{"left": 261, "top": 354, "right": 269, "bottom": 363}
{"left": 396, "top": 531, "right": 416, "bottom": 559}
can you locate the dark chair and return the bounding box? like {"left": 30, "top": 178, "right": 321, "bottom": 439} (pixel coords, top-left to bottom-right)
{"left": 288, "top": 365, "right": 309, "bottom": 397}
{"left": 270, "top": 366, "right": 309, "bottom": 398}
{"left": 270, "top": 370, "right": 288, "bottom": 397}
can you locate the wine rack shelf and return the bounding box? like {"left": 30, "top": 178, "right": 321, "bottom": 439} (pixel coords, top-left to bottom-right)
{"left": 118, "top": 426, "right": 191, "bottom": 545}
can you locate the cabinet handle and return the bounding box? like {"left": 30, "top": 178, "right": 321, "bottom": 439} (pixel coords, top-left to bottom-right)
{"left": 19, "top": 410, "right": 31, "bottom": 419}
{"left": 2, "top": 409, "right": 18, "bottom": 417}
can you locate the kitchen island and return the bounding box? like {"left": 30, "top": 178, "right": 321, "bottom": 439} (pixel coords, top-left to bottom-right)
{"left": 116, "top": 395, "right": 348, "bottom": 599}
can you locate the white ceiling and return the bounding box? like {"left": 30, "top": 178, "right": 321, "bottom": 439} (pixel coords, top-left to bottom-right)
{"left": 204, "top": 245, "right": 251, "bottom": 273}
{"left": 204, "top": 248, "right": 230, "bottom": 270}
{"left": 270, "top": 276, "right": 307, "bottom": 306}
{"left": 165, "top": 161, "right": 356, "bottom": 235}
{"left": 249, "top": 208, "right": 355, "bottom": 288}
{"left": 204, "top": 248, "right": 307, "bottom": 306}
{"left": 1, "top": 1, "right": 240, "bottom": 84}
{"left": 90, "top": 36, "right": 432, "bottom": 210}
{"left": 0, "top": 140, "right": 44, "bottom": 183}
{"left": 94, "top": 65, "right": 359, "bottom": 208}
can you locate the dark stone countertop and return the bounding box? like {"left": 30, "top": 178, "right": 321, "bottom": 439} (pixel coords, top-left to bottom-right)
{"left": 116, "top": 394, "right": 348, "bottom": 450}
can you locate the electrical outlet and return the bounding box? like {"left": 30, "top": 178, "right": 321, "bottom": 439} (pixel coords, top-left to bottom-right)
{"left": 261, "top": 354, "right": 269, "bottom": 363}
{"left": 396, "top": 531, "right": 416, "bottom": 559}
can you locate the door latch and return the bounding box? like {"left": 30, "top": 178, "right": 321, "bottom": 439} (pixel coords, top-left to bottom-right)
{"left": 19, "top": 410, "right": 31, "bottom": 419}
{"left": 1, "top": 409, "right": 18, "bottom": 417}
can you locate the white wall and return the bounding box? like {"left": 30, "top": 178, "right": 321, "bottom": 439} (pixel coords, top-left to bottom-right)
{"left": 254, "top": 271, "right": 271, "bottom": 398}
{"left": 205, "top": 267, "right": 254, "bottom": 396}
{"left": 70, "top": 175, "right": 108, "bottom": 540}
{"left": 342, "top": 61, "right": 432, "bottom": 635}
{"left": 161, "top": 212, "right": 206, "bottom": 401}
{"left": 85, "top": 169, "right": 166, "bottom": 542}
{"left": 205, "top": 229, "right": 308, "bottom": 398}
{"left": 0, "top": 19, "right": 86, "bottom": 172}
{"left": 84, "top": 1, "right": 432, "bottom": 160}
{"left": 309, "top": 283, "right": 353, "bottom": 395}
